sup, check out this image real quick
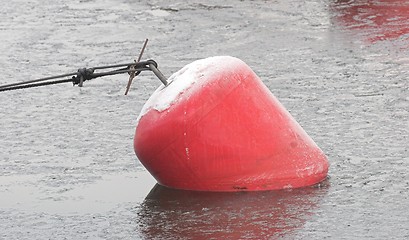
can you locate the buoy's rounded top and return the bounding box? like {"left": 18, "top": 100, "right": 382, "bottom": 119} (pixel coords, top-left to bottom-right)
{"left": 137, "top": 56, "right": 245, "bottom": 121}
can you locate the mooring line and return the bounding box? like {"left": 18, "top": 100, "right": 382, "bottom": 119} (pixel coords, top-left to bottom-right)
{"left": 0, "top": 39, "right": 169, "bottom": 92}
{"left": 0, "top": 59, "right": 167, "bottom": 92}
{"left": 0, "top": 72, "right": 78, "bottom": 90}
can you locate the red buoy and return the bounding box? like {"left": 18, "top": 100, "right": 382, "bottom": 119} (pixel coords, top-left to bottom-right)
{"left": 134, "top": 56, "right": 329, "bottom": 191}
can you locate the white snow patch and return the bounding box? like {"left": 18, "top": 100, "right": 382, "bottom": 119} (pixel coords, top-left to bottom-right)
{"left": 296, "top": 165, "right": 315, "bottom": 178}
{"left": 185, "top": 147, "right": 190, "bottom": 159}
{"left": 283, "top": 184, "right": 293, "bottom": 189}
{"left": 137, "top": 56, "right": 244, "bottom": 121}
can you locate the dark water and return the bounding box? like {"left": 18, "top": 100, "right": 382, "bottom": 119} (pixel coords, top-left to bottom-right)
{"left": 1, "top": 0, "right": 408, "bottom": 239}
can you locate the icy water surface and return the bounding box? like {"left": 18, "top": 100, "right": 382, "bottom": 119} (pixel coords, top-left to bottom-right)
{"left": 1, "top": 0, "right": 408, "bottom": 239}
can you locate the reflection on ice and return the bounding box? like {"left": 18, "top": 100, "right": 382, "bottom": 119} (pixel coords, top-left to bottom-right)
{"left": 137, "top": 181, "right": 329, "bottom": 239}
{"left": 330, "top": 0, "right": 409, "bottom": 43}
{"left": 0, "top": 171, "right": 156, "bottom": 215}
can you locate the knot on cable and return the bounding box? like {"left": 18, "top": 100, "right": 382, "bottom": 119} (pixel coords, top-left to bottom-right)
{"left": 127, "top": 60, "right": 158, "bottom": 75}
{"left": 127, "top": 65, "right": 141, "bottom": 78}
{"left": 72, "top": 68, "right": 95, "bottom": 87}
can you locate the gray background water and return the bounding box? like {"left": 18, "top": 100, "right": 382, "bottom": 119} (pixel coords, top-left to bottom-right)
{"left": 1, "top": 0, "right": 408, "bottom": 239}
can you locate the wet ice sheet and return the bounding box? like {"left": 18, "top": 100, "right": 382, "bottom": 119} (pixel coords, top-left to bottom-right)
{"left": 0, "top": 171, "right": 155, "bottom": 214}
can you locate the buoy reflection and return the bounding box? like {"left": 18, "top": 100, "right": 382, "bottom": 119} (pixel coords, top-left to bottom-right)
{"left": 330, "top": 0, "right": 409, "bottom": 43}
{"left": 137, "top": 182, "right": 329, "bottom": 239}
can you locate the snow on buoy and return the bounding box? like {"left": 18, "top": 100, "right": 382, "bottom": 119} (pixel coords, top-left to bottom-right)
{"left": 134, "top": 56, "right": 329, "bottom": 192}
